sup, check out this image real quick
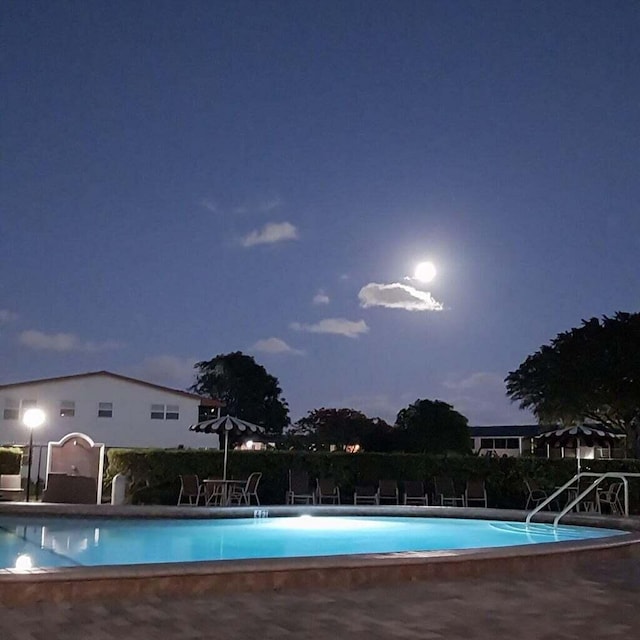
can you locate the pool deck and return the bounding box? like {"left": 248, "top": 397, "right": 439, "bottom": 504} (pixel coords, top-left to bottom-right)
{"left": 1, "top": 539, "right": 639, "bottom": 639}
{"left": 1, "top": 505, "right": 639, "bottom": 638}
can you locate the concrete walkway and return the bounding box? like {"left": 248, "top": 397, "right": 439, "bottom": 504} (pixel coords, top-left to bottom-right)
{"left": 1, "top": 553, "right": 639, "bottom": 640}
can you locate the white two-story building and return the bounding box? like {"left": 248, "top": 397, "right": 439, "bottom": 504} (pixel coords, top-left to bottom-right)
{"left": 0, "top": 371, "right": 221, "bottom": 449}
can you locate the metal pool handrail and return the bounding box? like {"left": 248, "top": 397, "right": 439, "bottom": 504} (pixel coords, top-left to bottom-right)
{"left": 525, "top": 471, "right": 640, "bottom": 527}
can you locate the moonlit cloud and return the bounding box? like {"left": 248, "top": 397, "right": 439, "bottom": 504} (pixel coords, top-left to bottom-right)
{"left": 290, "top": 318, "right": 369, "bottom": 338}
{"left": 441, "top": 372, "right": 534, "bottom": 425}
{"left": 358, "top": 282, "right": 443, "bottom": 311}
{"left": 0, "top": 309, "right": 18, "bottom": 324}
{"left": 312, "top": 290, "right": 330, "bottom": 305}
{"left": 251, "top": 337, "right": 304, "bottom": 355}
{"left": 241, "top": 222, "right": 299, "bottom": 247}
{"left": 19, "top": 330, "right": 123, "bottom": 352}
{"left": 127, "top": 355, "right": 197, "bottom": 388}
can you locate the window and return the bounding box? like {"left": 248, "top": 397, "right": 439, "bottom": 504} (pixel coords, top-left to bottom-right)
{"left": 480, "top": 438, "right": 494, "bottom": 449}
{"left": 98, "top": 402, "right": 113, "bottom": 418}
{"left": 166, "top": 404, "right": 179, "bottom": 420}
{"left": 60, "top": 401, "right": 76, "bottom": 418}
{"left": 150, "top": 404, "right": 180, "bottom": 420}
{"left": 506, "top": 438, "right": 519, "bottom": 449}
{"left": 151, "top": 404, "right": 165, "bottom": 420}
{"left": 3, "top": 398, "right": 19, "bottom": 420}
{"left": 494, "top": 438, "right": 507, "bottom": 449}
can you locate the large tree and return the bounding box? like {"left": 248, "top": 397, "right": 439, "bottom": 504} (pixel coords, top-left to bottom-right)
{"left": 191, "top": 351, "right": 290, "bottom": 434}
{"left": 290, "top": 408, "right": 394, "bottom": 452}
{"left": 505, "top": 312, "right": 640, "bottom": 456}
{"left": 394, "top": 399, "right": 471, "bottom": 454}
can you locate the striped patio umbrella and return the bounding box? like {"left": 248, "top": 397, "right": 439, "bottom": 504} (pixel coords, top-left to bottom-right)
{"left": 189, "top": 416, "right": 265, "bottom": 481}
{"left": 535, "top": 424, "right": 619, "bottom": 472}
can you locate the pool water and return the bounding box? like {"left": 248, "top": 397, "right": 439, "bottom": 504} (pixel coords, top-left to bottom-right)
{"left": 0, "top": 516, "right": 624, "bottom": 570}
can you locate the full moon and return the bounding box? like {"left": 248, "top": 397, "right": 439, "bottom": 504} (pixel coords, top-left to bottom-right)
{"left": 414, "top": 261, "right": 437, "bottom": 283}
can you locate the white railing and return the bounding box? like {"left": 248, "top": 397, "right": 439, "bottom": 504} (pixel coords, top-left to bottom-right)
{"left": 525, "top": 471, "right": 640, "bottom": 527}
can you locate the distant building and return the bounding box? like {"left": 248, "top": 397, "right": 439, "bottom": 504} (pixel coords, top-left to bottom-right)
{"left": 0, "top": 371, "right": 221, "bottom": 449}
{"left": 469, "top": 425, "right": 625, "bottom": 460}
{"left": 469, "top": 425, "right": 541, "bottom": 457}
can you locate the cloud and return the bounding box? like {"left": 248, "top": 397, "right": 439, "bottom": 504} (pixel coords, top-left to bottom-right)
{"left": 0, "top": 309, "right": 18, "bottom": 324}
{"left": 200, "top": 198, "right": 218, "bottom": 213}
{"left": 128, "top": 355, "right": 197, "bottom": 388}
{"left": 255, "top": 197, "right": 282, "bottom": 213}
{"left": 440, "top": 372, "right": 535, "bottom": 425}
{"left": 201, "top": 196, "right": 281, "bottom": 216}
{"left": 18, "top": 330, "right": 123, "bottom": 353}
{"left": 290, "top": 318, "right": 369, "bottom": 338}
{"left": 312, "top": 290, "right": 330, "bottom": 305}
{"left": 241, "top": 221, "right": 299, "bottom": 247}
{"left": 251, "top": 337, "right": 304, "bottom": 355}
{"left": 335, "top": 393, "right": 401, "bottom": 424}
{"left": 358, "top": 282, "right": 443, "bottom": 311}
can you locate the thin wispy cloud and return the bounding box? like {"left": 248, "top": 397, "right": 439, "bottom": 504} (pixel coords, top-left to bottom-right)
{"left": 241, "top": 221, "right": 299, "bottom": 247}
{"left": 0, "top": 309, "right": 18, "bottom": 324}
{"left": 255, "top": 196, "right": 282, "bottom": 213}
{"left": 200, "top": 198, "right": 218, "bottom": 213}
{"left": 312, "top": 290, "right": 330, "bottom": 305}
{"left": 19, "top": 330, "right": 123, "bottom": 353}
{"left": 201, "top": 196, "right": 282, "bottom": 216}
{"left": 358, "top": 282, "right": 443, "bottom": 311}
{"left": 251, "top": 337, "right": 304, "bottom": 355}
{"left": 441, "top": 372, "right": 534, "bottom": 425}
{"left": 290, "top": 318, "right": 369, "bottom": 338}
{"left": 127, "top": 355, "right": 197, "bottom": 388}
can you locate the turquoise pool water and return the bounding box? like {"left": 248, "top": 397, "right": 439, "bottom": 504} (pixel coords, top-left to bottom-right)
{"left": 0, "top": 515, "right": 624, "bottom": 570}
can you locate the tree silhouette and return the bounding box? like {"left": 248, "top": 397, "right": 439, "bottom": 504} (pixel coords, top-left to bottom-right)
{"left": 191, "top": 351, "right": 289, "bottom": 434}
{"left": 506, "top": 311, "right": 640, "bottom": 456}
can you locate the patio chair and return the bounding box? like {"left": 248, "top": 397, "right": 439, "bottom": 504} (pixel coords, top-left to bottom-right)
{"left": 316, "top": 477, "right": 341, "bottom": 504}
{"left": 433, "top": 476, "right": 465, "bottom": 506}
{"left": 353, "top": 484, "right": 378, "bottom": 505}
{"left": 286, "top": 469, "right": 315, "bottom": 504}
{"left": 524, "top": 479, "right": 550, "bottom": 510}
{"left": 597, "top": 482, "right": 624, "bottom": 515}
{"left": 178, "top": 474, "right": 204, "bottom": 506}
{"left": 574, "top": 478, "right": 599, "bottom": 513}
{"left": 403, "top": 480, "right": 428, "bottom": 505}
{"left": 0, "top": 474, "right": 25, "bottom": 501}
{"left": 464, "top": 477, "right": 488, "bottom": 507}
{"left": 204, "top": 479, "right": 226, "bottom": 506}
{"left": 377, "top": 479, "right": 399, "bottom": 505}
{"left": 228, "top": 472, "right": 262, "bottom": 505}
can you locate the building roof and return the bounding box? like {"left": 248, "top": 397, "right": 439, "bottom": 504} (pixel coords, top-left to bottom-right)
{"left": 469, "top": 425, "right": 543, "bottom": 438}
{"left": 0, "top": 371, "right": 221, "bottom": 406}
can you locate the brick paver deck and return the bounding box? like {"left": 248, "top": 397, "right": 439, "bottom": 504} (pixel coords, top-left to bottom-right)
{"left": 1, "top": 553, "right": 638, "bottom": 639}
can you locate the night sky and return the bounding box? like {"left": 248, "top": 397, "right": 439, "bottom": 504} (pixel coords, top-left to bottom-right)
{"left": 2, "top": 1, "right": 638, "bottom": 426}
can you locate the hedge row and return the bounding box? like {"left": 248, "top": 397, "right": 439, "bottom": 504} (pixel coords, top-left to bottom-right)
{"left": 0, "top": 447, "right": 22, "bottom": 475}
{"left": 106, "top": 448, "right": 640, "bottom": 512}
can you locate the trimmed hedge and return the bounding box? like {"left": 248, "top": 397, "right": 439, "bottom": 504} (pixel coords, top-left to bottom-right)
{"left": 0, "top": 447, "right": 22, "bottom": 474}
{"left": 106, "top": 448, "right": 640, "bottom": 512}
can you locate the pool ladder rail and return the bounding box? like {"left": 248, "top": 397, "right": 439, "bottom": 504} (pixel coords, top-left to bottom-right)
{"left": 526, "top": 471, "right": 640, "bottom": 527}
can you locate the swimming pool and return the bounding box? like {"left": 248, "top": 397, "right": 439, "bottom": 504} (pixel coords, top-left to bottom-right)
{"left": 0, "top": 514, "right": 624, "bottom": 570}
{"left": 1, "top": 505, "right": 637, "bottom": 604}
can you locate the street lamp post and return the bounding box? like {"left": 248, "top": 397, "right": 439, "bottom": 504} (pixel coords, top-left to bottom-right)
{"left": 22, "top": 408, "right": 45, "bottom": 502}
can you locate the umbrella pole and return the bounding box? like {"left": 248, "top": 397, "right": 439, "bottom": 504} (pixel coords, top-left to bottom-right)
{"left": 577, "top": 437, "right": 581, "bottom": 474}
{"left": 223, "top": 431, "right": 229, "bottom": 482}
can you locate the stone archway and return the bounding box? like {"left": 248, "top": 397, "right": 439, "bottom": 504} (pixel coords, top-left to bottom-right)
{"left": 44, "top": 432, "right": 105, "bottom": 504}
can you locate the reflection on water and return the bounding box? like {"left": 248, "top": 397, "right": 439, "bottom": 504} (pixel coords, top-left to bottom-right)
{"left": 41, "top": 525, "right": 101, "bottom": 555}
